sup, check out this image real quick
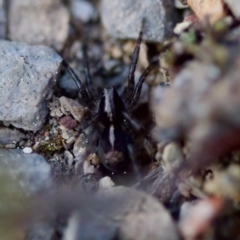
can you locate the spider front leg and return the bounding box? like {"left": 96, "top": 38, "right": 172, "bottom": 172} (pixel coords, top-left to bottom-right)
{"left": 122, "top": 31, "right": 143, "bottom": 106}
{"left": 128, "top": 64, "right": 154, "bottom": 109}
{"left": 62, "top": 60, "right": 95, "bottom": 111}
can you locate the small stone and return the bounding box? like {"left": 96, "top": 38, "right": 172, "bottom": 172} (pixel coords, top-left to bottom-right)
{"left": 5, "top": 143, "right": 16, "bottom": 149}
{"left": 48, "top": 97, "right": 63, "bottom": 118}
{"left": 100, "top": 0, "right": 180, "bottom": 42}
{"left": 23, "top": 147, "right": 33, "bottom": 154}
{"left": 83, "top": 160, "right": 94, "bottom": 174}
{"left": 59, "top": 96, "right": 86, "bottom": 123}
{"left": 99, "top": 176, "right": 115, "bottom": 189}
{"left": 60, "top": 116, "right": 78, "bottom": 129}
{"left": 174, "top": 21, "right": 192, "bottom": 35}
{"left": 87, "top": 153, "right": 100, "bottom": 165}
{"left": 111, "top": 46, "right": 123, "bottom": 59}
{"left": 73, "top": 132, "right": 88, "bottom": 157}
{"left": 70, "top": 0, "right": 97, "bottom": 23}
{"left": 64, "top": 150, "right": 74, "bottom": 166}
{"left": 162, "top": 142, "right": 184, "bottom": 174}
{"left": 59, "top": 125, "right": 75, "bottom": 140}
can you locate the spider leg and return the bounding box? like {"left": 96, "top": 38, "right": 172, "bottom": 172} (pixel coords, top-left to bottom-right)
{"left": 76, "top": 113, "right": 99, "bottom": 136}
{"left": 122, "top": 31, "right": 143, "bottom": 105}
{"left": 82, "top": 44, "right": 93, "bottom": 96}
{"left": 62, "top": 60, "right": 92, "bottom": 109}
{"left": 127, "top": 144, "right": 142, "bottom": 182}
{"left": 128, "top": 64, "right": 154, "bottom": 109}
{"left": 122, "top": 111, "right": 142, "bottom": 132}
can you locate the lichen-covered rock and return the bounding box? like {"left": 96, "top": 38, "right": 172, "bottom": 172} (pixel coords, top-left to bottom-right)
{"left": 0, "top": 40, "right": 62, "bottom": 131}
{"left": 9, "top": 0, "right": 69, "bottom": 51}
{"left": 100, "top": 0, "right": 180, "bottom": 42}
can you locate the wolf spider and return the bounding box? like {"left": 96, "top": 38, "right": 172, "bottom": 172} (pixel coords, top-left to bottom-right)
{"left": 62, "top": 31, "right": 154, "bottom": 175}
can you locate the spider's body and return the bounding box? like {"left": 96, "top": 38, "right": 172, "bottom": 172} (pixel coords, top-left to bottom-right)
{"left": 63, "top": 31, "right": 153, "bottom": 173}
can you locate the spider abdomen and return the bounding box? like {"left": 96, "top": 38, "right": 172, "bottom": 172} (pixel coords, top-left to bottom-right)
{"left": 98, "top": 125, "right": 132, "bottom": 172}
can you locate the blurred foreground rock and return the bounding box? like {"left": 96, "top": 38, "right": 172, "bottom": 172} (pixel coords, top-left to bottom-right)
{"left": 224, "top": 0, "right": 240, "bottom": 19}
{"left": 0, "top": 40, "right": 62, "bottom": 131}
{"left": 9, "top": 0, "right": 69, "bottom": 51}
{"left": 64, "top": 187, "right": 179, "bottom": 240}
{"left": 0, "top": 149, "right": 53, "bottom": 195}
{"left": 100, "top": 0, "right": 180, "bottom": 42}
{"left": 152, "top": 23, "right": 240, "bottom": 171}
{"left": 186, "top": 0, "right": 225, "bottom": 23}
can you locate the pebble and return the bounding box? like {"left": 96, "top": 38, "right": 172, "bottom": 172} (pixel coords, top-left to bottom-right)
{"left": 99, "top": 176, "right": 115, "bottom": 189}
{"left": 59, "top": 96, "right": 86, "bottom": 123}
{"left": 162, "top": 142, "right": 184, "bottom": 174}
{"left": 83, "top": 160, "right": 94, "bottom": 174}
{"left": 100, "top": 0, "right": 180, "bottom": 42}
{"left": 8, "top": 0, "right": 70, "bottom": 51}
{"left": 5, "top": 143, "right": 16, "bottom": 149}
{"left": 0, "top": 40, "right": 62, "bottom": 131}
{"left": 59, "top": 116, "right": 78, "bottom": 129}
{"left": 23, "top": 147, "right": 33, "bottom": 154}
{"left": 70, "top": 0, "right": 97, "bottom": 23}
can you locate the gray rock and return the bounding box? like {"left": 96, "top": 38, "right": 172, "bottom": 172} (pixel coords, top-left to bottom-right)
{"left": 224, "top": 0, "right": 240, "bottom": 19}
{"left": 0, "top": 149, "right": 53, "bottom": 195}
{"left": 0, "top": 127, "right": 25, "bottom": 145}
{"left": 8, "top": 0, "right": 70, "bottom": 51}
{"left": 0, "top": 40, "right": 62, "bottom": 131}
{"left": 100, "top": 0, "right": 180, "bottom": 42}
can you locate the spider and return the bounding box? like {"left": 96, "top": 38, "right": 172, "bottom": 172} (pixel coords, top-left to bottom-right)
{"left": 62, "top": 31, "right": 155, "bottom": 175}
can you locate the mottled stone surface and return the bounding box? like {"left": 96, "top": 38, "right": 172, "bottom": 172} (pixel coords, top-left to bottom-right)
{"left": 0, "top": 40, "right": 62, "bottom": 131}
{"left": 9, "top": 0, "right": 70, "bottom": 51}
{"left": 100, "top": 0, "right": 180, "bottom": 42}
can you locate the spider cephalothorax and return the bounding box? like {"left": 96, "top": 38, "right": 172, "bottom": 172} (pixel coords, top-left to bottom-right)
{"left": 63, "top": 31, "right": 154, "bottom": 173}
